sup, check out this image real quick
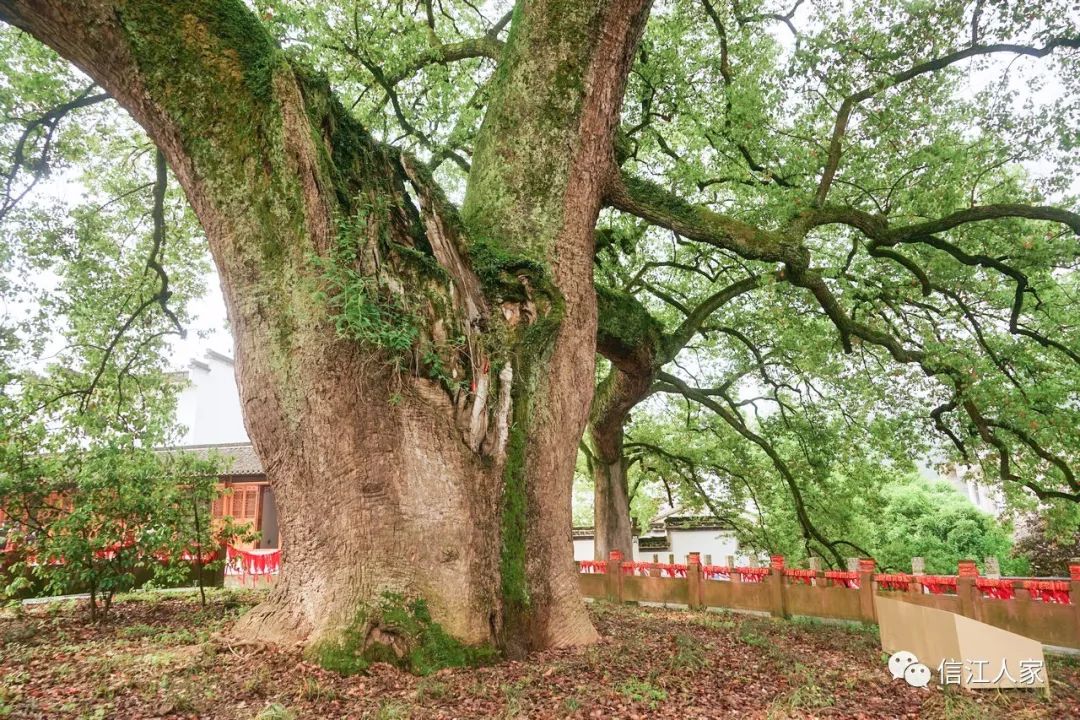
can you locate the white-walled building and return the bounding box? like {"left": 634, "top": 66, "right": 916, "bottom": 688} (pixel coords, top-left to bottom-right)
{"left": 170, "top": 350, "right": 276, "bottom": 550}
{"left": 573, "top": 511, "right": 743, "bottom": 564}
{"left": 172, "top": 350, "right": 249, "bottom": 446}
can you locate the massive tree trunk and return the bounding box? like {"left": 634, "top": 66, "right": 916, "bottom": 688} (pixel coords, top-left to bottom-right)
{"left": 0, "top": 0, "right": 651, "bottom": 655}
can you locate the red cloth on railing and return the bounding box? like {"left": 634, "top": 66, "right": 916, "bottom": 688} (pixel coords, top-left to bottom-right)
{"left": 180, "top": 548, "right": 219, "bottom": 564}
{"left": 92, "top": 535, "right": 137, "bottom": 560}
{"left": 875, "top": 573, "right": 913, "bottom": 591}
{"left": 631, "top": 562, "right": 668, "bottom": 576}
{"left": 736, "top": 567, "right": 770, "bottom": 583}
{"left": 825, "top": 570, "right": 859, "bottom": 589}
{"left": 919, "top": 575, "right": 958, "bottom": 594}
{"left": 784, "top": 569, "right": 816, "bottom": 585}
{"left": 702, "top": 565, "right": 732, "bottom": 580}
{"left": 656, "top": 563, "right": 687, "bottom": 578}
{"left": 1023, "top": 580, "right": 1071, "bottom": 604}
{"left": 225, "top": 545, "right": 281, "bottom": 580}
{"left": 577, "top": 560, "right": 606, "bottom": 574}
{"left": 976, "top": 577, "right": 1015, "bottom": 600}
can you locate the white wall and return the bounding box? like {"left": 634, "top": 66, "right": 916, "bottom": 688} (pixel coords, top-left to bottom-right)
{"left": 174, "top": 351, "right": 249, "bottom": 446}
{"left": 573, "top": 529, "right": 741, "bottom": 563}
{"left": 668, "top": 529, "right": 739, "bottom": 564}
{"left": 573, "top": 538, "right": 595, "bottom": 562}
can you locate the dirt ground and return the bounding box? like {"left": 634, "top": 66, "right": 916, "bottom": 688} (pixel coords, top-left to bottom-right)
{"left": 1, "top": 590, "right": 1077, "bottom": 719}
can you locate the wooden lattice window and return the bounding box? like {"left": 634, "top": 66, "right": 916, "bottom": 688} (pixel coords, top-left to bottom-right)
{"left": 231, "top": 487, "right": 259, "bottom": 521}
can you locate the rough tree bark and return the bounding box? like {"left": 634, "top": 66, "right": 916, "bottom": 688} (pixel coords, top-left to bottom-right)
{"left": 0, "top": 0, "right": 651, "bottom": 655}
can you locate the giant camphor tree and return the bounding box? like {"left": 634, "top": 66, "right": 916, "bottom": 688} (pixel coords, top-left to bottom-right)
{"left": 1, "top": 0, "right": 1079, "bottom": 662}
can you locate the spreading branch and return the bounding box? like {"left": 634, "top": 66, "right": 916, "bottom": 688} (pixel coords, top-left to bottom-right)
{"left": 1, "top": 85, "right": 110, "bottom": 222}
{"left": 814, "top": 38, "right": 1080, "bottom": 205}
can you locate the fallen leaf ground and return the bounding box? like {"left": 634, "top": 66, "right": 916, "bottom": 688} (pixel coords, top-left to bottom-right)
{"left": 1, "top": 590, "right": 1077, "bottom": 719}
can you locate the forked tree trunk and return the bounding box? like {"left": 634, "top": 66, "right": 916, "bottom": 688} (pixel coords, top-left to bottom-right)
{"left": 589, "top": 425, "right": 635, "bottom": 561}
{"left": 588, "top": 368, "right": 651, "bottom": 561}
{"left": 590, "top": 274, "right": 760, "bottom": 562}
{"left": 0, "top": 0, "right": 651, "bottom": 653}
{"left": 590, "top": 291, "right": 663, "bottom": 561}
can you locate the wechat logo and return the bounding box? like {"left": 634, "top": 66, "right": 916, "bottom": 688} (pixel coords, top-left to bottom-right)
{"left": 888, "top": 650, "right": 932, "bottom": 688}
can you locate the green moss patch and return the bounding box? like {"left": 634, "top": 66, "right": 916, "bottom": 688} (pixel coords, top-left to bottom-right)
{"left": 595, "top": 285, "right": 664, "bottom": 353}
{"left": 308, "top": 593, "right": 497, "bottom": 677}
{"left": 466, "top": 236, "right": 547, "bottom": 300}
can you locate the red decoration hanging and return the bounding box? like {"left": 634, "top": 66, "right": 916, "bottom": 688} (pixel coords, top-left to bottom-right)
{"left": 1023, "top": 580, "right": 1071, "bottom": 604}
{"left": 976, "top": 577, "right": 1015, "bottom": 600}
{"left": 918, "top": 575, "right": 958, "bottom": 595}
{"left": 225, "top": 545, "right": 281, "bottom": 582}
{"left": 784, "top": 568, "right": 817, "bottom": 585}
{"left": 736, "top": 566, "right": 770, "bottom": 583}
{"left": 874, "top": 573, "right": 913, "bottom": 591}
{"left": 824, "top": 570, "right": 859, "bottom": 589}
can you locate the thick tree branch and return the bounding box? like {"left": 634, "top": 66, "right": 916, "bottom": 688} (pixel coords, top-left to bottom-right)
{"left": 385, "top": 36, "right": 504, "bottom": 86}
{"left": 662, "top": 275, "right": 764, "bottom": 361}
{"left": 606, "top": 171, "right": 804, "bottom": 264}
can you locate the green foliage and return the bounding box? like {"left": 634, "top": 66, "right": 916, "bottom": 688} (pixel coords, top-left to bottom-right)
{"left": 1011, "top": 513, "right": 1080, "bottom": 577}
{"left": 617, "top": 678, "right": 667, "bottom": 709}
{"left": 254, "top": 703, "right": 297, "bottom": 720}
{"left": 668, "top": 633, "right": 709, "bottom": 671}
{"left": 312, "top": 209, "right": 472, "bottom": 394}
{"left": 313, "top": 207, "right": 413, "bottom": 358}
{"left": 466, "top": 236, "right": 546, "bottom": 300}
{"left": 200, "top": 1, "right": 281, "bottom": 103}
{"left": 0, "top": 47, "right": 239, "bottom": 611}
{"left": 870, "top": 477, "right": 1025, "bottom": 575}
{"left": 498, "top": 417, "right": 530, "bottom": 615}
{"left": 321, "top": 269, "right": 419, "bottom": 360}
{"left": 595, "top": 284, "right": 665, "bottom": 355}
{"left": 0, "top": 428, "right": 235, "bottom": 613}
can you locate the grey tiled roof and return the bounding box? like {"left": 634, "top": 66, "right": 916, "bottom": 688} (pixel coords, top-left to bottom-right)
{"left": 170, "top": 442, "right": 264, "bottom": 476}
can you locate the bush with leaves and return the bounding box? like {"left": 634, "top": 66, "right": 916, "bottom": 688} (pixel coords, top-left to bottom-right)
{"left": 1011, "top": 512, "right": 1080, "bottom": 578}
{"left": 0, "top": 99, "right": 237, "bottom": 614}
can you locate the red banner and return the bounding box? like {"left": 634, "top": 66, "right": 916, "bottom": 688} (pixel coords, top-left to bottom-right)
{"left": 225, "top": 545, "right": 281, "bottom": 580}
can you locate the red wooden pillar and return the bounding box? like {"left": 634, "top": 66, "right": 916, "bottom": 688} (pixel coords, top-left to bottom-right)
{"left": 769, "top": 555, "right": 787, "bottom": 618}
{"left": 1070, "top": 561, "right": 1080, "bottom": 649}
{"left": 687, "top": 552, "right": 703, "bottom": 610}
{"left": 957, "top": 559, "right": 979, "bottom": 620}
{"left": 606, "top": 550, "right": 624, "bottom": 603}
{"left": 858, "top": 558, "right": 876, "bottom": 623}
